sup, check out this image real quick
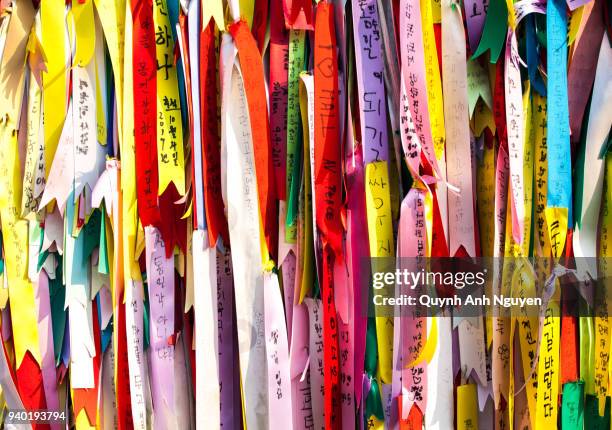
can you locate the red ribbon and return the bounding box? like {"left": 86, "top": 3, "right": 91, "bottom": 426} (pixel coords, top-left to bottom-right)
{"left": 132, "top": 0, "right": 160, "bottom": 228}
{"left": 561, "top": 232, "right": 578, "bottom": 384}
{"left": 200, "top": 21, "right": 229, "bottom": 247}
{"left": 322, "top": 245, "right": 341, "bottom": 429}
{"left": 314, "top": 3, "right": 343, "bottom": 260}
{"left": 314, "top": 3, "right": 343, "bottom": 428}
{"left": 252, "top": 0, "right": 269, "bottom": 52}
{"left": 282, "top": 0, "right": 314, "bottom": 30}
{"left": 399, "top": 398, "right": 424, "bottom": 430}
{"left": 158, "top": 186, "right": 187, "bottom": 257}
{"left": 269, "top": 0, "right": 289, "bottom": 201}
{"left": 15, "top": 352, "right": 47, "bottom": 430}
{"left": 117, "top": 289, "right": 134, "bottom": 430}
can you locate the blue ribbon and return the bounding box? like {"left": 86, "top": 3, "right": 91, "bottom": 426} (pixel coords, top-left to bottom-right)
{"left": 546, "top": 0, "right": 573, "bottom": 225}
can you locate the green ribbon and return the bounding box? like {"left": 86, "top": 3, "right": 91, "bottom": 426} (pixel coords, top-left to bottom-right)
{"left": 49, "top": 259, "right": 66, "bottom": 365}
{"left": 562, "top": 381, "right": 584, "bottom": 429}
{"left": 471, "top": 0, "right": 508, "bottom": 63}
{"left": 98, "top": 205, "right": 110, "bottom": 275}
{"left": 365, "top": 378, "right": 385, "bottom": 421}
{"left": 143, "top": 283, "right": 150, "bottom": 350}
{"left": 83, "top": 208, "right": 101, "bottom": 262}
{"left": 598, "top": 134, "right": 612, "bottom": 160}
{"left": 285, "top": 30, "right": 307, "bottom": 243}
{"left": 365, "top": 317, "right": 378, "bottom": 376}
{"left": 37, "top": 224, "right": 48, "bottom": 272}
{"left": 363, "top": 317, "right": 384, "bottom": 422}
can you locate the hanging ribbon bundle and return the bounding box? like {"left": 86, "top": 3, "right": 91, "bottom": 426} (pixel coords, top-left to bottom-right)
{"left": 0, "top": 0, "right": 611, "bottom": 428}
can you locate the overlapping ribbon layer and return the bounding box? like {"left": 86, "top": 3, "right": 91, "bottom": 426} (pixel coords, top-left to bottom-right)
{"left": 0, "top": 0, "right": 610, "bottom": 428}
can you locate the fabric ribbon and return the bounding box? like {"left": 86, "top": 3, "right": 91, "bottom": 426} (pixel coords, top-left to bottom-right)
{"left": 352, "top": 0, "right": 389, "bottom": 164}
{"left": 222, "top": 58, "right": 269, "bottom": 429}
{"left": 269, "top": 0, "right": 289, "bottom": 202}
{"left": 264, "top": 272, "right": 294, "bottom": 429}
{"left": 154, "top": 0, "right": 185, "bottom": 198}
{"left": 285, "top": 29, "right": 306, "bottom": 243}
{"left": 144, "top": 226, "right": 176, "bottom": 427}
{"left": 573, "top": 34, "right": 611, "bottom": 278}
{"left": 200, "top": 21, "right": 228, "bottom": 247}
{"left": 229, "top": 19, "right": 278, "bottom": 264}
{"left": 41, "top": 0, "right": 67, "bottom": 179}
{"left": 399, "top": 0, "right": 445, "bottom": 184}
{"left": 545, "top": 0, "right": 572, "bottom": 259}
{"left": 392, "top": 187, "right": 428, "bottom": 428}
{"left": 132, "top": 0, "right": 160, "bottom": 228}
{"left": 313, "top": 6, "right": 343, "bottom": 426}
{"left": 192, "top": 230, "right": 221, "bottom": 428}
{"left": 282, "top": 0, "right": 313, "bottom": 30}
{"left": 187, "top": 0, "right": 204, "bottom": 231}
{"left": 567, "top": 0, "right": 605, "bottom": 142}
{"left": 442, "top": 0, "right": 476, "bottom": 257}
{"left": 504, "top": 29, "right": 525, "bottom": 245}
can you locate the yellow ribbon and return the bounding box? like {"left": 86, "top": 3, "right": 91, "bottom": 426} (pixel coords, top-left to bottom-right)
{"left": 154, "top": 0, "right": 186, "bottom": 196}
{"left": 365, "top": 161, "right": 395, "bottom": 385}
